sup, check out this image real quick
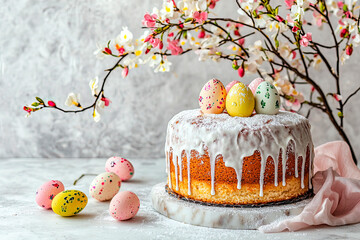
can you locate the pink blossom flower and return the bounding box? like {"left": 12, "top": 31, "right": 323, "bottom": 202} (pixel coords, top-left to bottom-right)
{"left": 285, "top": 98, "right": 301, "bottom": 111}
{"left": 101, "top": 97, "right": 111, "bottom": 107}
{"left": 292, "top": 26, "right": 299, "bottom": 33}
{"left": 209, "top": 0, "right": 220, "bottom": 9}
{"left": 115, "top": 44, "right": 125, "bottom": 55}
{"left": 144, "top": 35, "right": 153, "bottom": 43}
{"left": 23, "top": 106, "right": 32, "bottom": 113}
{"left": 104, "top": 47, "right": 112, "bottom": 55}
{"left": 142, "top": 13, "right": 158, "bottom": 28}
{"left": 285, "top": 0, "right": 295, "bottom": 9}
{"left": 345, "top": 45, "right": 353, "bottom": 56}
{"left": 299, "top": 33, "right": 312, "bottom": 47}
{"left": 340, "top": 28, "right": 349, "bottom": 38}
{"left": 238, "top": 66, "right": 245, "bottom": 77}
{"left": 275, "top": 15, "right": 284, "bottom": 22}
{"left": 337, "top": 1, "right": 344, "bottom": 9}
{"left": 332, "top": 93, "right": 342, "bottom": 101}
{"left": 193, "top": 11, "right": 208, "bottom": 24}
{"left": 48, "top": 101, "right": 56, "bottom": 107}
{"left": 167, "top": 39, "right": 183, "bottom": 55}
{"left": 238, "top": 38, "right": 245, "bottom": 46}
{"left": 198, "top": 30, "right": 205, "bottom": 39}
{"left": 150, "top": 37, "right": 161, "bottom": 48}
{"left": 122, "top": 66, "right": 129, "bottom": 79}
{"left": 344, "top": 11, "right": 353, "bottom": 19}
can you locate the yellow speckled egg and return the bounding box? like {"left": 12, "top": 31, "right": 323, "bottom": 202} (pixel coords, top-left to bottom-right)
{"left": 51, "top": 190, "right": 88, "bottom": 217}
{"left": 199, "top": 79, "right": 227, "bottom": 114}
{"left": 254, "top": 81, "right": 280, "bottom": 115}
{"left": 226, "top": 82, "right": 255, "bottom": 117}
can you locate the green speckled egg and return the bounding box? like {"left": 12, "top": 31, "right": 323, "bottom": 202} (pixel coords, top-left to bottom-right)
{"left": 51, "top": 190, "right": 88, "bottom": 217}
{"left": 254, "top": 81, "right": 280, "bottom": 115}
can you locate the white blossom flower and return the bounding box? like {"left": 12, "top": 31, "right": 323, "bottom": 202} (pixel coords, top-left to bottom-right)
{"left": 94, "top": 42, "right": 107, "bottom": 60}
{"left": 154, "top": 57, "right": 172, "bottom": 72}
{"left": 146, "top": 54, "right": 162, "bottom": 68}
{"left": 312, "top": 54, "right": 322, "bottom": 70}
{"left": 65, "top": 93, "right": 81, "bottom": 107}
{"left": 93, "top": 100, "right": 105, "bottom": 122}
{"left": 266, "top": 20, "right": 288, "bottom": 38}
{"left": 89, "top": 77, "right": 99, "bottom": 96}
{"left": 116, "top": 27, "right": 134, "bottom": 47}
{"left": 160, "top": 1, "right": 175, "bottom": 19}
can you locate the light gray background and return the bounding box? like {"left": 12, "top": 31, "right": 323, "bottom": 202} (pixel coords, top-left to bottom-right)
{"left": 1, "top": 0, "right": 359, "bottom": 159}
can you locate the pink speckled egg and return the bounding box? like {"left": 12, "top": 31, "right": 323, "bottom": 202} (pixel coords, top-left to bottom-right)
{"left": 109, "top": 191, "right": 140, "bottom": 221}
{"left": 199, "top": 79, "right": 227, "bottom": 114}
{"left": 225, "top": 80, "right": 240, "bottom": 93}
{"left": 105, "top": 157, "right": 134, "bottom": 181}
{"left": 248, "top": 77, "right": 265, "bottom": 95}
{"left": 89, "top": 172, "right": 121, "bottom": 202}
{"left": 35, "top": 180, "right": 64, "bottom": 209}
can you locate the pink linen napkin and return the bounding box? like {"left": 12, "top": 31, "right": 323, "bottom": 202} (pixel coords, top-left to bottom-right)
{"left": 259, "top": 141, "right": 360, "bottom": 233}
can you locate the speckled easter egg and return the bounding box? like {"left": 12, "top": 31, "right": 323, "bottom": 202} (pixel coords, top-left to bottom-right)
{"left": 105, "top": 157, "right": 134, "bottom": 181}
{"left": 109, "top": 191, "right": 140, "bottom": 221}
{"left": 51, "top": 190, "right": 88, "bottom": 217}
{"left": 89, "top": 172, "right": 121, "bottom": 202}
{"left": 254, "top": 81, "right": 280, "bottom": 115}
{"left": 225, "top": 82, "right": 255, "bottom": 117}
{"left": 225, "top": 80, "right": 240, "bottom": 93}
{"left": 35, "top": 180, "right": 64, "bottom": 209}
{"left": 248, "top": 77, "right": 265, "bottom": 95}
{"left": 199, "top": 79, "right": 227, "bottom": 114}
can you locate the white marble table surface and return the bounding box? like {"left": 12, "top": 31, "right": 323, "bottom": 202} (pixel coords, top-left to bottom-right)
{"left": 1, "top": 158, "right": 359, "bottom": 240}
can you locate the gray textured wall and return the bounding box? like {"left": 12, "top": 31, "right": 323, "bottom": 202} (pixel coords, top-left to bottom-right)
{"left": 1, "top": 0, "right": 359, "bottom": 159}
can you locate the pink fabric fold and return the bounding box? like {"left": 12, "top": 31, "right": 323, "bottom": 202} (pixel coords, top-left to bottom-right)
{"left": 259, "top": 141, "right": 360, "bottom": 233}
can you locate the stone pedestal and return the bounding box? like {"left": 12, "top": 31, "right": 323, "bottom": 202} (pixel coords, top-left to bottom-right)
{"left": 151, "top": 183, "right": 311, "bottom": 230}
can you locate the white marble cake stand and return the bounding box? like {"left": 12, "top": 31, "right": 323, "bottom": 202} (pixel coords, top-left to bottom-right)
{"left": 151, "top": 183, "right": 312, "bottom": 230}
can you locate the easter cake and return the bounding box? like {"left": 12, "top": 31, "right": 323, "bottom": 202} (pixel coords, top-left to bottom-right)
{"left": 164, "top": 79, "right": 314, "bottom": 205}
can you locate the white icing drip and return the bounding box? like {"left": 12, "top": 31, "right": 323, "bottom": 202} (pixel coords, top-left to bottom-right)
{"left": 165, "top": 109, "right": 314, "bottom": 197}
{"left": 282, "top": 148, "right": 286, "bottom": 187}
{"left": 259, "top": 151, "right": 266, "bottom": 197}
{"left": 186, "top": 150, "right": 191, "bottom": 195}
{"left": 179, "top": 152, "right": 183, "bottom": 182}
{"left": 301, "top": 155, "right": 306, "bottom": 189}
{"left": 167, "top": 152, "right": 172, "bottom": 189}
{"left": 173, "top": 152, "right": 179, "bottom": 191}
{"left": 309, "top": 146, "right": 314, "bottom": 189}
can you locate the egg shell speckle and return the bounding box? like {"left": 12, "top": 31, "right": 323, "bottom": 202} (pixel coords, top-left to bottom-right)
{"left": 254, "top": 81, "right": 281, "bottom": 115}
{"left": 225, "top": 80, "right": 240, "bottom": 93}
{"left": 51, "top": 190, "right": 88, "bottom": 217}
{"left": 35, "top": 180, "right": 64, "bottom": 209}
{"left": 248, "top": 77, "right": 265, "bottom": 95}
{"left": 109, "top": 191, "right": 140, "bottom": 221}
{"left": 199, "top": 79, "right": 227, "bottom": 114}
{"left": 225, "top": 82, "right": 255, "bottom": 117}
{"left": 105, "top": 157, "right": 134, "bottom": 181}
{"left": 89, "top": 172, "right": 121, "bottom": 202}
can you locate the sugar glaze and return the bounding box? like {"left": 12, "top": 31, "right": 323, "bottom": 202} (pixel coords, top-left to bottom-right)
{"left": 165, "top": 109, "right": 314, "bottom": 197}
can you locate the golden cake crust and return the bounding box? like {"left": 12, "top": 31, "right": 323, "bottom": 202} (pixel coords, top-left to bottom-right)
{"left": 168, "top": 149, "right": 311, "bottom": 205}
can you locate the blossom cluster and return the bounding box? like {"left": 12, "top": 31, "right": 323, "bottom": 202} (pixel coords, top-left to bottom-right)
{"left": 25, "top": 0, "right": 360, "bottom": 121}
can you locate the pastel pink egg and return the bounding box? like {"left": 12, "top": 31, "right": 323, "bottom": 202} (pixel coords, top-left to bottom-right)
{"left": 109, "top": 191, "right": 140, "bottom": 221}
{"left": 199, "top": 79, "right": 227, "bottom": 114}
{"left": 248, "top": 77, "right": 265, "bottom": 95}
{"left": 225, "top": 80, "right": 240, "bottom": 93}
{"left": 35, "top": 180, "right": 64, "bottom": 209}
{"left": 89, "top": 172, "right": 121, "bottom": 202}
{"left": 105, "top": 157, "right": 134, "bottom": 181}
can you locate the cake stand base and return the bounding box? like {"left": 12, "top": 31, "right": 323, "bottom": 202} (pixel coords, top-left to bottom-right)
{"left": 151, "top": 182, "right": 312, "bottom": 230}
